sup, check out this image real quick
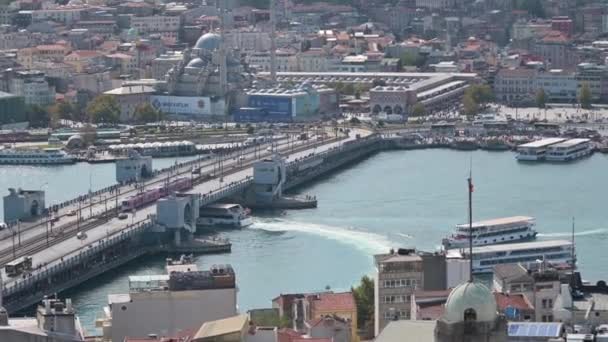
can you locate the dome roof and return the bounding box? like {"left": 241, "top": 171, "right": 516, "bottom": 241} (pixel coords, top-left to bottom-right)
{"left": 443, "top": 282, "right": 497, "bottom": 323}
{"left": 186, "top": 57, "right": 206, "bottom": 68}
{"left": 194, "top": 32, "right": 221, "bottom": 51}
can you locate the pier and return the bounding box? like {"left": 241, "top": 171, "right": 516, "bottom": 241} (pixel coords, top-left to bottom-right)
{"left": 0, "top": 128, "right": 380, "bottom": 313}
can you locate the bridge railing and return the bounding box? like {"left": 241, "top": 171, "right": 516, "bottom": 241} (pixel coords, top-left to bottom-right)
{"left": 2, "top": 217, "right": 155, "bottom": 297}
{"left": 196, "top": 177, "right": 254, "bottom": 207}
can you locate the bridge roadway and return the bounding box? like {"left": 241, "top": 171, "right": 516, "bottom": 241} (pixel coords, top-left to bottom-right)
{"left": 0, "top": 130, "right": 368, "bottom": 290}
{"left": 0, "top": 136, "right": 308, "bottom": 241}
{"left": 0, "top": 136, "right": 318, "bottom": 260}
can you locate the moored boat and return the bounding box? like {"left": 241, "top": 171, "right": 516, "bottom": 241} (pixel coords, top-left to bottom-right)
{"left": 0, "top": 147, "right": 75, "bottom": 165}
{"left": 442, "top": 216, "right": 537, "bottom": 249}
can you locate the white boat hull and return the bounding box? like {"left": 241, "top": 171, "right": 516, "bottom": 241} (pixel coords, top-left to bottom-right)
{"left": 197, "top": 216, "right": 252, "bottom": 229}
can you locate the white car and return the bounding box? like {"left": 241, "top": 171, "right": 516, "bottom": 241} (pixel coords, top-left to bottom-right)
{"left": 76, "top": 231, "right": 87, "bottom": 240}
{"left": 0, "top": 222, "right": 6, "bottom": 231}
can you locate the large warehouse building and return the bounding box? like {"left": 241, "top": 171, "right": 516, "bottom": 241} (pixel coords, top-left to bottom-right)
{"left": 257, "top": 71, "right": 478, "bottom": 116}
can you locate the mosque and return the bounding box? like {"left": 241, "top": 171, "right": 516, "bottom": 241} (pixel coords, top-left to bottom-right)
{"left": 164, "top": 32, "right": 250, "bottom": 99}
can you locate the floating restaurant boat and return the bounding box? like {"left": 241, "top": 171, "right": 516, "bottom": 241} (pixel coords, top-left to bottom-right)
{"left": 0, "top": 147, "right": 75, "bottom": 165}
{"left": 515, "top": 138, "right": 566, "bottom": 161}
{"left": 449, "top": 239, "right": 575, "bottom": 274}
{"left": 442, "top": 216, "right": 537, "bottom": 249}
{"left": 545, "top": 138, "right": 592, "bottom": 162}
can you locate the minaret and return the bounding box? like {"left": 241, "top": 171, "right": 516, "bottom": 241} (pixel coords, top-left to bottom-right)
{"left": 219, "top": 0, "right": 228, "bottom": 95}
{"left": 269, "top": 0, "right": 277, "bottom": 83}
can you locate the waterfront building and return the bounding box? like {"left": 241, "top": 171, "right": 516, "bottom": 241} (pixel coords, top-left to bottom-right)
{"left": 3, "top": 188, "right": 45, "bottom": 222}
{"left": 6, "top": 70, "right": 55, "bottom": 107}
{"left": 115, "top": 150, "right": 153, "bottom": 183}
{"left": 0, "top": 91, "right": 25, "bottom": 125}
{"left": 236, "top": 83, "right": 337, "bottom": 122}
{"left": 536, "top": 69, "right": 578, "bottom": 103}
{"left": 493, "top": 68, "right": 537, "bottom": 104}
{"left": 576, "top": 63, "right": 608, "bottom": 102}
{"left": 99, "top": 263, "right": 237, "bottom": 342}
{"left": 104, "top": 85, "right": 156, "bottom": 122}
{"left": 369, "top": 86, "right": 416, "bottom": 117}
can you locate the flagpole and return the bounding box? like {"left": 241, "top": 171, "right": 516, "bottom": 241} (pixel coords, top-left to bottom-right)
{"left": 468, "top": 175, "right": 473, "bottom": 282}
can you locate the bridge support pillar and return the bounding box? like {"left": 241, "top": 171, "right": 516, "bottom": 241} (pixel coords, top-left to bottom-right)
{"left": 174, "top": 229, "right": 181, "bottom": 247}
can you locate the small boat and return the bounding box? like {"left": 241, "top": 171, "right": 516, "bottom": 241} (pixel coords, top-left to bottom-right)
{"left": 450, "top": 138, "right": 479, "bottom": 151}
{"left": 479, "top": 138, "right": 512, "bottom": 151}
{"left": 197, "top": 204, "right": 253, "bottom": 228}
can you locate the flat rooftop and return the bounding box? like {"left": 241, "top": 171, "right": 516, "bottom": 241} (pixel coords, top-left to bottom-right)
{"left": 456, "top": 216, "right": 534, "bottom": 229}
{"left": 470, "top": 239, "right": 572, "bottom": 254}
{"left": 548, "top": 138, "right": 590, "bottom": 148}
{"left": 518, "top": 138, "right": 566, "bottom": 149}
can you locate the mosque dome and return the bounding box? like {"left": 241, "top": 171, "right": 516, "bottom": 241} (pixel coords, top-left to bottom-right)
{"left": 443, "top": 282, "right": 497, "bottom": 323}
{"left": 194, "top": 32, "right": 221, "bottom": 51}
{"left": 186, "top": 57, "right": 206, "bottom": 68}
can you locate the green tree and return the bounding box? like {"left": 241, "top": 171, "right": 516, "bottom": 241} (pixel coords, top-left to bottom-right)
{"left": 349, "top": 116, "right": 360, "bottom": 125}
{"left": 246, "top": 126, "right": 255, "bottom": 134}
{"left": 536, "top": 88, "right": 547, "bottom": 109}
{"left": 133, "top": 103, "right": 162, "bottom": 124}
{"left": 579, "top": 83, "right": 592, "bottom": 109}
{"left": 412, "top": 103, "right": 426, "bottom": 117}
{"left": 352, "top": 275, "right": 375, "bottom": 338}
{"left": 400, "top": 52, "right": 427, "bottom": 68}
{"left": 86, "top": 95, "right": 120, "bottom": 124}
{"left": 25, "top": 105, "right": 50, "bottom": 128}
{"left": 463, "top": 93, "right": 479, "bottom": 116}
{"left": 79, "top": 123, "right": 97, "bottom": 146}
{"left": 49, "top": 101, "right": 75, "bottom": 120}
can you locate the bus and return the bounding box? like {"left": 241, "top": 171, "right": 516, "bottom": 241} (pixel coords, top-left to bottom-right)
{"left": 5, "top": 256, "right": 33, "bottom": 277}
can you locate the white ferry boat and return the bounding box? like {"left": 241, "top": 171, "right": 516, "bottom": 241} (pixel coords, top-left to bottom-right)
{"left": 516, "top": 138, "right": 566, "bottom": 161}
{"left": 442, "top": 216, "right": 537, "bottom": 249}
{"left": 197, "top": 204, "right": 252, "bottom": 228}
{"left": 545, "top": 138, "right": 592, "bottom": 162}
{"left": 452, "top": 239, "right": 574, "bottom": 274}
{"left": 0, "top": 148, "right": 76, "bottom": 165}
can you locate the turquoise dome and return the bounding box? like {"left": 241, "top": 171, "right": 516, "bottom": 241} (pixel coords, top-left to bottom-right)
{"left": 194, "top": 32, "right": 220, "bottom": 51}
{"left": 443, "top": 282, "right": 497, "bottom": 323}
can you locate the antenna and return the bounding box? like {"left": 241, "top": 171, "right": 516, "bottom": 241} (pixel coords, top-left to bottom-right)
{"left": 571, "top": 217, "right": 576, "bottom": 272}
{"left": 467, "top": 157, "right": 474, "bottom": 283}
{"left": 269, "top": 0, "right": 277, "bottom": 83}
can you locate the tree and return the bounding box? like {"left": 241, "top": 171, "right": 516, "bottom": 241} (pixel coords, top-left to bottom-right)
{"left": 86, "top": 95, "right": 120, "bottom": 124}
{"left": 463, "top": 93, "right": 479, "bottom": 116}
{"left": 400, "top": 52, "right": 427, "bottom": 68}
{"left": 79, "top": 123, "right": 97, "bottom": 146}
{"left": 412, "top": 103, "right": 426, "bottom": 117}
{"left": 372, "top": 79, "right": 387, "bottom": 87}
{"left": 536, "top": 88, "right": 547, "bottom": 109}
{"left": 579, "top": 83, "right": 592, "bottom": 109}
{"left": 49, "top": 101, "right": 75, "bottom": 120}
{"left": 349, "top": 116, "right": 360, "bottom": 125}
{"left": 246, "top": 126, "right": 255, "bottom": 134}
{"left": 133, "top": 103, "right": 162, "bottom": 124}
{"left": 25, "top": 105, "right": 50, "bottom": 128}
{"left": 352, "top": 275, "right": 374, "bottom": 339}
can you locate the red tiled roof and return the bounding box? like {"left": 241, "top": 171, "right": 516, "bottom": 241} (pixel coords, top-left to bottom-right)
{"left": 494, "top": 293, "right": 533, "bottom": 311}
{"left": 308, "top": 292, "right": 355, "bottom": 313}
{"left": 278, "top": 328, "right": 302, "bottom": 342}
{"left": 67, "top": 50, "right": 102, "bottom": 58}
{"left": 541, "top": 30, "right": 570, "bottom": 43}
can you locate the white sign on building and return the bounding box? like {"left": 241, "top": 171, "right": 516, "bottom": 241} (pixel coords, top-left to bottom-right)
{"left": 150, "top": 96, "right": 212, "bottom": 116}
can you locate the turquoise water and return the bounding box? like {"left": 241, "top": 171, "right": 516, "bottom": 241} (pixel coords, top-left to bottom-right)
{"left": 3, "top": 150, "right": 608, "bottom": 333}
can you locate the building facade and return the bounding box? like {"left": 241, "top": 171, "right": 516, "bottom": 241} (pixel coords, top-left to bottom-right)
{"left": 374, "top": 250, "right": 423, "bottom": 335}
{"left": 8, "top": 70, "right": 55, "bottom": 106}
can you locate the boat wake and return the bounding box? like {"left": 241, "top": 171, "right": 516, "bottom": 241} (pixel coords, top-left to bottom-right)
{"left": 538, "top": 228, "right": 608, "bottom": 238}
{"left": 249, "top": 218, "right": 392, "bottom": 254}
{"left": 397, "top": 233, "right": 414, "bottom": 239}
